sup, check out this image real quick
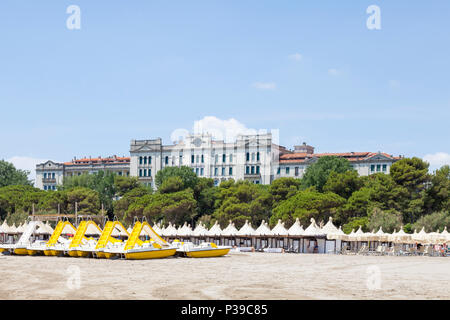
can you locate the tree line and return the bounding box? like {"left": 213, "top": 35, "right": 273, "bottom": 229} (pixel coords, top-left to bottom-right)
{"left": 0, "top": 157, "right": 448, "bottom": 233}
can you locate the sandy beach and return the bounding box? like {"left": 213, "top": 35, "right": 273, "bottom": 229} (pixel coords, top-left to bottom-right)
{"left": 0, "top": 252, "right": 449, "bottom": 300}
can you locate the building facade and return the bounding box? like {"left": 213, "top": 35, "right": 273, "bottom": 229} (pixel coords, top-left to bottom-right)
{"left": 35, "top": 134, "right": 400, "bottom": 190}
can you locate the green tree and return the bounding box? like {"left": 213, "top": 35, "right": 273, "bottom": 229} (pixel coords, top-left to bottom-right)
{"left": 155, "top": 166, "right": 198, "bottom": 190}
{"left": 390, "top": 157, "right": 430, "bottom": 193}
{"left": 159, "top": 176, "right": 184, "bottom": 194}
{"left": 301, "top": 156, "right": 353, "bottom": 191}
{"left": 367, "top": 207, "right": 402, "bottom": 233}
{"left": 113, "top": 187, "right": 151, "bottom": 224}
{"left": 0, "top": 185, "right": 43, "bottom": 219}
{"left": 269, "top": 177, "right": 301, "bottom": 204}
{"left": 213, "top": 180, "right": 272, "bottom": 229}
{"left": 424, "top": 165, "right": 449, "bottom": 213}
{"left": 66, "top": 187, "right": 101, "bottom": 215}
{"left": 412, "top": 211, "right": 450, "bottom": 232}
{"left": 270, "top": 188, "right": 346, "bottom": 228}
{"left": 0, "top": 160, "right": 32, "bottom": 187}
{"left": 323, "top": 170, "right": 364, "bottom": 199}
{"left": 114, "top": 175, "right": 141, "bottom": 197}
{"left": 342, "top": 217, "right": 369, "bottom": 234}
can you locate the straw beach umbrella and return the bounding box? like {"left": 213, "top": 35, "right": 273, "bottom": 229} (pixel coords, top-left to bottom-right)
{"left": 320, "top": 217, "right": 339, "bottom": 236}
{"left": 255, "top": 220, "right": 273, "bottom": 236}
{"left": 271, "top": 220, "right": 289, "bottom": 236}
{"left": 374, "top": 227, "right": 389, "bottom": 242}
{"left": 412, "top": 227, "right": 428, "bottom": 244}
{"left": 207, "top": 221, "right": 222, "bottom": 237}
{"left": 222, "top": 221, "right": 238, "bottom": 237}
{"left": 394, "top": 227, "right": 412, "bottom": 243}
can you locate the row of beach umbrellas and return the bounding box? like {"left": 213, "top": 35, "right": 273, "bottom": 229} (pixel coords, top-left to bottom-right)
{"left": 0, "top": 220, "right": 54, "bottom": 235}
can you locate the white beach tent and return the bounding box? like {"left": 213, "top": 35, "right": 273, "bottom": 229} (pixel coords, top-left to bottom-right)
{"left": 16, "top": 223, "right": 24, "bottom": 234}
{"left": 207, "top": 221, "right": 222, "bottom": 237}
{"left": 222, "top": 221, "right": 238, "bottom": 237}
{"left": 271, "top": 220, "right": 289, "bottom": 236}
{"left": 162, "top": 222, "right": 178, "bottom": 237}
{"left": 412, "top": 227, "right": 428, "bottom": 244}
{"left": 151, "top": 223, "right": 163, "bottom": 237}
{"left": 393, "top": 227, "right": 412, "bottom": 243}
{"left": 237, "top": 220, "right": 256, "bottom": 237}
{"left": 302, "top": 218, "right": 326, "bottom": 253}
{"left": 177, "top": 222, "right": 193, "bottom": 238}
{"left": 192, "top": 222, "right": 208, "bottom": 237}
{"left": 255, "top": 220, "right": 273, "bottom": 236}
{"left": 326, "top": 226, "right": 345, "bottom": 240}
{"left": 321, "top": 217, "right": 339, "bottom": 236}
{"left": 287, "top": 218, "right": 304, "bottom": 237}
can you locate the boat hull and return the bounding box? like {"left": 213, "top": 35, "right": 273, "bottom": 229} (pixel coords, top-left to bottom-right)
{"left": 27, "top": 249, "right": 42, "bottom": 256}
{"left": 96, "top": 251, "right": 106, "bottom": 258}
{"left": 185, "top": 248, "right": 230, "bottom": 258}
{"left": 13, "top": 248, "right": 29, "bottom": 255}
{"left": 104, "top": 252, "right": 118, "bottom": 259}
{"left": 125, "top": 248, "right": 176, "bottom": 260}
{"left": 44, "top": 249, "right": 61, "bottom": 256}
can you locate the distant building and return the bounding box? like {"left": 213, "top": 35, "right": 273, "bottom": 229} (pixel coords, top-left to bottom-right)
{"left": 35, "top": 135, "right": 401, "bottom": 190}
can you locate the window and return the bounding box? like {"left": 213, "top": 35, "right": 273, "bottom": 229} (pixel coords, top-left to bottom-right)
{"left": 214, "top": 168, "right": 218, "bottom": 176}
{"left": 196, "top": 155, "right": 199, "bottom": 163}
{"left": 252, "top": 153, "right": 255, "bottom": 161}
{"left": 256, "top": 166, "right": 260, "bottom": 174}
{"left": 229, "top": 167, "right": 233, "bottom": 175}
{"left": 52, "top": 173, "right": 55, "bottom": 179}
{"left": 376, "top": 164, "right": 381, "bottom": 172}
{"left": 44, "top": 185, "right": 47, "bottom": 190}
{"left": 382, "top": 164, "right": 387, "bottom": 172}
{"left": 246, "top": 166, "right": 250, "bottom": 174}
{"left": 191, "top": 155, "right": 195, "bottom": 164}
{"left": 196, "top": 168, "right": 199, "bottom": 175}
{"left": 118, "top": 171, "right": 123, "bottom": 176}
{"left": 295, "top": 167, "right": 299, "bottom": 176}
{"left": 371, "top": 165, "right": 375, "bottom": 172}
{"left": 257, "top": 152, "right": 260, "bottom": 161}
{"left": 44, "top": 173, "right": 47, "bottom": 179}
{"left": 165, "top": 156, "right": 169, "bottom": 165}
{"left": 286, "top": 167, "right": 290, "bottom": 175}
{"left": 143, "top": 169, "right": 147, "bottom": 177}
{"left": 251, "top": 166, "right": 255, "bottom": 174}
{"left": 148, "top": 169, "right": 151, "bottom": 176}
{"left": 215, "top": 154, "right": 218, "bottom": 163}
{"left": 222, "top": 154, "right": 226, "bottom": 163}
{"left": 255, "top": 180, "right": 260, "bottom": 184}
{"left": 139, "top": 169, "right": 142, "bottom": 177}
{"left": 179, "top": 155, "right": 182, "bottom": 164}
{"left": 149, "top": 156, "right": 152, "bottom": 164}
{"left": 200, "top": 168, "right": 204, "bottom": 176}
{"left": 139, "top": 157, "right": 143, "bottom": 165}
{"left": 277, "top": 167, "right": 281, "bottom": 175}
{"left": 222, "top": 167, "right": 225, "bottom": 176}
{"left": 144, "top": 156, "right": 147, "bottom": 165}
{"left": 246, "top": 153, "right": 250, "bottom": 161}
{"left": 126, "top": 171, "right": 130, "bottom": 176}
{"left": 229, "top": 154, "right": 233, "bottom": 162}
{"left": 201, "top": 155, "right": 204, "bottom": 163}
{"left": 52, "top": 186, "right": 56, "bottom": 190}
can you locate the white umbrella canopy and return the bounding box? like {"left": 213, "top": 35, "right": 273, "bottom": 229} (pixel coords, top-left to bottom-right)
{"left": 0, "top": 220, "right": 8, "bottom": 234}
{"left": 441, "top": 227, "right": 450, "bottom": 243}
{"left": 222, "top": 220, "right": 239, "bottom": 236}
{"left": 237, "top": 220, "right": 256, "bottom": 236}
{"left": 192, "top": 222, "right": 209, "bottom": 237}
{"left": 255, "top": 220, "right": 273, "bottom": 236}
{"left": 394, "top": 227, "right": 412, "bottom": 243}
{"left": 178, "top": 222, "right": 193, "bottom": 237}
{"left": 343, "top": 229, "right": 355, "bottom": 242}
{"left": 349, "top": 226, "right": 366, "bottom": 241}
{"left": 9, "top": 223, "right": 18, "bottom": 234}
{"left": 321, "top": 217, "right": 339, "bottom": 236}
{"left": 303, "top": 218, "right": 326, "bottom": 237}
{"left": 207, "top": 221, "right": 222, "bottom": 237}
{"left": 271, "top": 219, "right": 289, "bottom": 236}
{"left": 412, "top": 227, "right": 428, "bottom": 244}
{"left": 427, "top": 228, "right": 446, "bottom": 244}
{"left": 327, "top": 226, "right": 346, "bottom": 240}
{"left": 288, "top": 218, "right": 304, "bottom": 237}
{"left": 163, "top": 222, "right": 179, "bottom": 237}
{"left": 374, "top": 227, "right": 389, "bottom": 242}
{"left": 16, "top": 223, "right": 24, "bottom": 234}
{"left": 387, "top": 229, "right": 398, "bottom": 243}
{"left": 151, "top": 223, "right": 163, "bottom": 236}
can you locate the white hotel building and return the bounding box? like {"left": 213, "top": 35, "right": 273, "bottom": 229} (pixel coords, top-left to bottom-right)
{"left": 35, "top": 133, "right": 400, "bottom": 190}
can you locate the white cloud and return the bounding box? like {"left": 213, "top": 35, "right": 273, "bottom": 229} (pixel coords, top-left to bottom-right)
{"left": 252, "top": 82, "right": 276, "bottom": 90}
{"left": 423, "top": 152, "right": 450, "bottom": 171}
{"left": 289, "top": 53, "right": 302, "bottom": 61}
{"left": 192, "top": 116, "right": 266, "bottom": 142}
{"left": 6, "top": 156, "right": 52, "bottom": 184}
{"left": 328, "top": 68, "right": 339, "bottom": 76}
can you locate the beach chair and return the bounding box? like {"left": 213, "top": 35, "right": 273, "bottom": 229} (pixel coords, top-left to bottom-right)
{"left": 357, "top": 244, "right": 369, "bottom": 255}
{"left": 374, "top": 245, "right": 383, "bottom": 256}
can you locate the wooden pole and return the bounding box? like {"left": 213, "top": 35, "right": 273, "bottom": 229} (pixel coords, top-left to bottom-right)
{"left": 75, "top": 202, "right": 78, "bottom": 227}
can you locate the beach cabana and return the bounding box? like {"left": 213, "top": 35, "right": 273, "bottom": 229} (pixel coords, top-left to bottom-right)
{"left": 287, "top": 218, "right": 304, "bottom": 253}
{"left": 207, "top": 221, "right": 222, "bottom": 245}
{"left": 177, "top": 222, "right": 193, "bottom": 242}
{"left": 236, "top": 220, "right": 256, "bottom": 248}
{"left": 192, "top": 222, "right": 208, "bottom": 245}
{"left": 302, "top": 218, "right": 327, "bottom": 253}
{"left": 271, "top": 220, "right": 289, "bottom": 249}
{"left": 221, "top": 221, "right": 238, "bottom": 246}
{"left": 412, "top": 227, "right": 428, "bottom": 244}
{"left": 254, "top": 220, "right": 273, "bottom": 250}
{"left": 320, "top": 217, "right": 340, "bottom": 253}
{"left": 162, "top": 222, "right": 179, "bottom": 241}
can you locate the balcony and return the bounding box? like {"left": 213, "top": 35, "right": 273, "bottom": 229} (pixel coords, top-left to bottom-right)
{"left": 42, "top": 178, "right": 56, "bottom": 183}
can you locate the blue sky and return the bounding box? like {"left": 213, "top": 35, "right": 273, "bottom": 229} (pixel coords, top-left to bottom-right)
{"left": 0, "top": 1, "right": 449, "bottom": 177}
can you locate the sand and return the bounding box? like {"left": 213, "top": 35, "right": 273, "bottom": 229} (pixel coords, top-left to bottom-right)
{"left": 0, "top": 252, "right": 449, "bottom": 300}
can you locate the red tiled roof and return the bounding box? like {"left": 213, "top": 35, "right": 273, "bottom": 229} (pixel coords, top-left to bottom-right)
{"left": 64, "top": 156, "right": 130, "bottom": 166}
{"left": 279, "top": 152, "right": 398, "bottom": 164}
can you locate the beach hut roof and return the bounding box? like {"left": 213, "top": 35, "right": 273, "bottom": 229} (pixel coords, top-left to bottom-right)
{"left": 288, "top": 218, "right": 304, "bottom": 236}
{"left": 151, "top": 223, "right": 163, "bottom": 236}
{"left": 8, "top": 223, "right": 18, "bottom": 234}
{"left": 177, "top": 222, "right": 193, "bottom": 237}
{"left": 303, "top": 218, "right": 326, "bottom": 237}
{"left": 192, "top": 222, "right": 208, "bottom": 237}
{"left": 237, "top": 220, "right": 256, "bottom": 236}
{"left": 222, "top": 220, "right": 239, "bottom": 236}
{"left": 271, "top": 219, "right": 289, "bottom": 236}
{"left": 16, "top": 223, "right": 24, "bottom": 233}
{"left": 320, "top": 217, "right": 339, "bottom": 235}
{"left": 207, "top": 221, "right": 222, "bottom": 236}
{"left": 327, "top": 225, "right": 346, "bottom": 240}
{"left": 255, "top": 220, "right": 273, "bottom": 236}
{"left": 163, "top": 222, "right": 179, "bottom": 237}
